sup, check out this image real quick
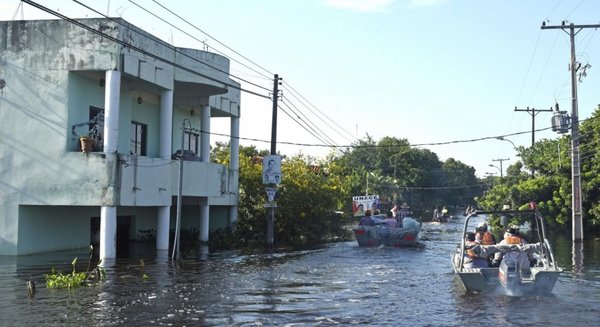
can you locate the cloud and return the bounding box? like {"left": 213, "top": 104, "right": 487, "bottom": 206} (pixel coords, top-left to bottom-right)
{"left": 409, "top": 0, "right": 447, "bottom": 6}
{"left": 324, "top": 0, "right": 396, "bottom": 13}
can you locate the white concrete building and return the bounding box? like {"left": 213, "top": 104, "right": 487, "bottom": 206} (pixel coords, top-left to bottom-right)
{"left": 0, "top": 18, "right": 241, "bottom": 257}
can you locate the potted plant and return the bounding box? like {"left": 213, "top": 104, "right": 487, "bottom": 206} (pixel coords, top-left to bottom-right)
{"left": 72, "top": 113, "right": 104, "bottom": 153}
{"left": 79, "top": 135, "right": 94, "bottom": 153}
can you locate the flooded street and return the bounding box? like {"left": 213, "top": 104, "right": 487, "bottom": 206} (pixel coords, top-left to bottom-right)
{"left": 1, "top": 215, "right": 599, "bottom": 326}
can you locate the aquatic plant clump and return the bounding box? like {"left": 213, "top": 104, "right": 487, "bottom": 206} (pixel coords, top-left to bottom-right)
{"left": 45, "top": 257, "right": 106, "bottom": 289}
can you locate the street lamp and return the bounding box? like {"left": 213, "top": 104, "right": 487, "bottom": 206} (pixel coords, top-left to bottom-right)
{"left": 489, "top": 164, "right": 502, "bottom": 178}
{"left": 496, "top": 136, "right": 517, "bottom": 150}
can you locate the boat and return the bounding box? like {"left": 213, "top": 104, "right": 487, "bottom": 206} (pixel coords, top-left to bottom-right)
{"left": 352, "top": 215, "right": 422, "bottom": 247}
{"left": 432, "top": 206, "right": 452, "bottom": 223}
{"left": 432, "top": 212, "right": 451, "bottom": 223}
{"left": 452, "top": 210, "right": 562, "bottom": 295}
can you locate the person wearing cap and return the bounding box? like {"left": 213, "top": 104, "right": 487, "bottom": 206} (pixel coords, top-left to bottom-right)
{"left": 492, "top": 225, "right": 526, "bottom": 266}
{"left": 463, "top": 232, "right": 489, "bottom": 268}
{"left": 358, "top": 210, "right": 375, "bottom": 226}
{"left": 398, "top": 203, "right": 412, "bottom": 219}
{"left": 500, "top": 226, "right": 526, "bottom": 245}
{"left": 475, "top": 222, "right": 496, "bottom": 245}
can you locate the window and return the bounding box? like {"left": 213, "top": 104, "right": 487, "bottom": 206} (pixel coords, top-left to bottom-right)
{"left": 131, "top": 121, "right": 147, "bottom": 155}
{"left": 184, "top": 131, "right": 199, "bottom": 155}
{"left": 89, "top": 106, "right": 104, "bottom": 151}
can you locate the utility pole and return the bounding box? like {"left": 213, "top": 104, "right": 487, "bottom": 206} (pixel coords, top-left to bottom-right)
{"left": 514, "top": 106, "right": 553, "bottom": 147}
{"left": 266, "top": 74, "right": 281, "bottom": 248}
{"left": 542, "top": 22, "right": 600, "bottom": 242}
{"left": 492, "top": 158, "right": 509, "bottom": 178}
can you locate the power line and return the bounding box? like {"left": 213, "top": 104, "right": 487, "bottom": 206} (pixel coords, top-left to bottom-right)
{"left": 280, "top": 95, "right": 341, "bottom": 149}
{"left": 282, "top": 81, "right": 357, "bottom": 143}
{"left": 149, "top": 0, "right": 273, "bottom": 77}
{"left": 124, "top": 0, "right": 273, "bottom": 82}
{"left": 22, "top": 0, "right": 270, "bottom": 100}
{"left": 72, "top": 0, "right": 272, "bottom": 94}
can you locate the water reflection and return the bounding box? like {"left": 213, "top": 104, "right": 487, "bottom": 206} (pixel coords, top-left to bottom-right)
{"left": 572, "top": 241, "right": 584, "bottom": 275}
{"left": 1, "top": 220, "right": 599, "bottom": 326}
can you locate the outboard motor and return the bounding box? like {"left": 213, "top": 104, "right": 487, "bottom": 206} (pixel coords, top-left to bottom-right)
{"left": 498, "top": 251, "right": 532, "bottom": 292}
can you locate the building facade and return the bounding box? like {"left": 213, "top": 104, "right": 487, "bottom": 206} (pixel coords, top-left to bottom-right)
{"left": 0, "top": 18, "right": 241, "bottom": 257}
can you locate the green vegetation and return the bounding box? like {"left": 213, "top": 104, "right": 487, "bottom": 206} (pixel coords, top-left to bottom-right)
{"left": 45, "top": 256, "right": 106, "bottom": 289}
{"left": 479, "top": 106, "right": 600, "bottom": 234}
{"left": 210, "top": 108, "right": 600, "bottom": 248}
{"left": 210, "top": 136, "right": 480, "bottom": 248}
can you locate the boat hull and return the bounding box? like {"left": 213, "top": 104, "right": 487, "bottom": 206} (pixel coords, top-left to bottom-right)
{"left": 452, "top": 245, "right": 561, "bottom": 295}
{"left": 352, "top": 226, "right": 421, "bottom": 247}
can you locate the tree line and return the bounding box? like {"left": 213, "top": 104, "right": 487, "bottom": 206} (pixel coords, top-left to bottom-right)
{"left": 209, "top": 108, "right": 600, "bottom": 248}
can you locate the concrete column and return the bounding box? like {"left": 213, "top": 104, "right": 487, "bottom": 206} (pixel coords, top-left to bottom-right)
{"left": 103, "top": 70, "right": 120, "bottom": 153}
{"left": 229, "top": 116, "right": 240, "bottom": 227}
{"left": 156, "top": 206, "right": 170, "bottom": 250}
{"left": 200, "top": 205, "right": 209, "bottom": 242}
{"left": 157, "top": 90, "right": 173, "bottom": 251}
{"left": 159, "top": 90, "right": 174, "bottom": 158}
{"left": 100, "top": 206, "right": 117, "bottom": 259}
{"left": 100, "top": 70, "right": 120, "bottom": 259}
{"left": 199, "top": 105, "right": 211, "bottom": 242}
{"left": 200, "top": 105, "right": 211, "bottom": 162}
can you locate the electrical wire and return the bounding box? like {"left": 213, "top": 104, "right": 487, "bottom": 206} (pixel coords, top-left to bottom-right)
{"left": 22, "top": 0, "right": 271, "bottom": 100}
{"left": 122, "top": 0, "right": 272, "bottom": 83}
{"left": 280, "top": 95, "right": 341, "bottom": 149}
{"left": 282, "top": 81, "right": 357, "bottom": 143}
{"left": 72, "top": 0, "right": 272, "bottom": 94}
{"left": 149, "top": 0, "right": 273, "bottom": 78}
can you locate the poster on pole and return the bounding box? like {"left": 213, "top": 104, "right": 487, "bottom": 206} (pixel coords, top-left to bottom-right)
{"left": 262, "top": 155, "right": 282, "bottom": 184}
{"left": 264, "top": 187, "right": 278, "bottom": 208}
{"left": 352, "top": 195, "right": 380, "bottom": 217}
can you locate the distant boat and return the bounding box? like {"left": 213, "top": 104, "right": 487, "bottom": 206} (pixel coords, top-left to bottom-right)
{"left": 352, "top": 216, "right": 422, "bottom": 247}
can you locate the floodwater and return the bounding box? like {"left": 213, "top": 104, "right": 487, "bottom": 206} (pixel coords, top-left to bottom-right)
{"left": 1, "top": 215, "right": 599, "bottom": 326}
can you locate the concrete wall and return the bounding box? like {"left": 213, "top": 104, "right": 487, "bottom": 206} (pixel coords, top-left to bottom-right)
{"left": 0, "top": 18, "right": 240, "bottom": 255}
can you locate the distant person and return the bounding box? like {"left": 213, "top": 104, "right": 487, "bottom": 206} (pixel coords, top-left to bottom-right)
{"left": 383, "top": 211, "right": 397, "bottom": 227}
{"left": 433, "top": 207, "right": 440, "bottom": 221}
{"left": 391, "top": 204, "right": 400, "bottom": 219}
{"left": 358, "top": 210, "right": 375, "bottom": 226}
{"left": 398, "top": 203, "right": 412, "bottom": 219}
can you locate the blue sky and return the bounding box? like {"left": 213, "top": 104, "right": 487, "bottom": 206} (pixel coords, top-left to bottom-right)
{"left": 3, "top": 0, "right": 600, "bottom": 178}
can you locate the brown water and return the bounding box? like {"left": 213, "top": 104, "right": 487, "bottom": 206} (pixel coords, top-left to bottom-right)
{"left": 1, "top": 216, "right": 598, "bottom": 326}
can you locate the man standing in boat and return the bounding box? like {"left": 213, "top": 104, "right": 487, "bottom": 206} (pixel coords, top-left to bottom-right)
{"left": 394, "top": 203, "right": 412, "bottom": 227}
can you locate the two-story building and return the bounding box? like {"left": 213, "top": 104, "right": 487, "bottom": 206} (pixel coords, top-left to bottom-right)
{"left": 0, "top": 18, "right": 241, "bottom": 258}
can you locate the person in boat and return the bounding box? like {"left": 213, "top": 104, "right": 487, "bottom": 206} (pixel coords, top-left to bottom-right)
{"left": 358, "top": 210, "right": 375, "bottom": 226}
{"left": 492, "top": 225, "right": 526, "bottom": 266}
{"left": 391, "top": 204, "right": 400, "bottom": 219}
{"left": 432, "top": 206, "right": 440, "bottom": 222}
{"left": 463, "top": 232, "right": 489, "bottom": 268}
{"left": 398, "top": 203, "right": 412, "bottom": 219}
{"left": 383, "top": 211, "right": 397, "bottom": 227}
{"left": 396, "top": 203, "right": 412, "bottom": 227}
{"left": 475, "top": 222, "right": 496, "bottom": 245}
{"left": 441, "top": 206, "right": 449, "bottom": 217}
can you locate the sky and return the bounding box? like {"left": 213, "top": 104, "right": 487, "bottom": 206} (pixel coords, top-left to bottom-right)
{"left": 2, "top": 0, "right": 600, "bottom": 178}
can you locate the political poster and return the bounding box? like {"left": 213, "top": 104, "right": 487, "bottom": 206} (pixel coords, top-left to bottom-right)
{"left": 352, "top": 195, "right": 380, "bottom": 217}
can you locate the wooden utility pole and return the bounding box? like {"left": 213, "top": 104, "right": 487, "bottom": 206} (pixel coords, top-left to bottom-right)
{"left": 514, "top": 106, "right": 553, "bottom": 147}
{"left": 541, "top": 22, "right": 600, "bottom": 242}
{"left": 266, "top": 74, "right": 281, "bottom": 248}
{"left": 491, "top": 158, "right": 509, "bottom": 178}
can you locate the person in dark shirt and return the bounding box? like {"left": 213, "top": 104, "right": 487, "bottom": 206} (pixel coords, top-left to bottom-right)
{"left": 358, "top": 210, "right": 375, "bottom": 226}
